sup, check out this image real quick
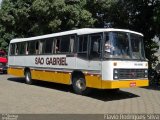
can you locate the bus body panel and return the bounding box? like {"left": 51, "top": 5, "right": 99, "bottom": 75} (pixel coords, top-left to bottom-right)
{"left": 8, "top": 55, "right": 76, "bottom": 85}
{"left": 102, "top": 60, "right": 148, "bottom": 81}
{"left": 75, "top": 58, "right": 101, "bottom": 71}
{"left": 101, "top": 60, "right": 148, "bottom": 88}
{"left": 8, "top": 56, "right": 103, "bottom": 88}
{"left": 8, "top": 55, "right": 76, "bottom": 69}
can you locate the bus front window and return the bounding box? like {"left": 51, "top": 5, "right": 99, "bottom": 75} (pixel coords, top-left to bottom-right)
{"left": 104, "top": 32, "right": 131, "bottom": 59}
{"left": 104, "top": 32, "right": 145, "bottom": 60}
{"left": 130, "top": 34, "right": 145, "bottom": 59}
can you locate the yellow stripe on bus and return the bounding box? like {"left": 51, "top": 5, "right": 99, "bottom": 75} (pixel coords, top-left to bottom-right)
{"left": 85, "top": 75, "right": 102, "bottom": 89}
{"left": 8, "top": 67, "right": 149, "bottom": 89}
{"left": 8, "top": 67, "right": 24, "bottom": 77}
{"left": 101, "top": 79, "right": 149, "bottom": 89}
{"left": 31, "top": 69, "right": 70, "bottom": 85}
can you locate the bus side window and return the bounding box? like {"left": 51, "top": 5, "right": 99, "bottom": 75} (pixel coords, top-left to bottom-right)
{"left": 60, "top": 36, "right": 70, "bottom": 53}
{"left": 78, "top": 35, "right": 88, "bottom": 59}
{"left": 45, "top": 38, "right": 53, "bottom": 54}
{"left": 28, "top": 41, "right": 36, "bottom": 55}
{"left": 10, "top": 44, "right": 15, "bottom": 55}
{"left": 19, "top": 42, "right": 25, "bottom": 55}
{"left": 89, "top": 34, "right": 101, "bottom": 59}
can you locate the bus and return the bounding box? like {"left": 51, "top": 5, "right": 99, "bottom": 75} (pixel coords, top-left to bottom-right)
{"left": 8, "top": 28, "right": 148, "bottom": 95}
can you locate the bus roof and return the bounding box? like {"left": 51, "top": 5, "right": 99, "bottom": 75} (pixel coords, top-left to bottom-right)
{"left": 10, "top": 28, "right": 143, "bottom": 43}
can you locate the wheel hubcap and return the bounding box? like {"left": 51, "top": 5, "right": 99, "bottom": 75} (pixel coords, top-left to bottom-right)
{"left": 26, "top": 73, "right": 30, "bottom": 82}
{"left": 76, "top": 79, "right": 86, "bottom": 91}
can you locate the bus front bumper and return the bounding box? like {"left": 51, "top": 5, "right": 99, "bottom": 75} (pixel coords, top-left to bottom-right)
{"left": 101, "top": 79, "right": 149, "bottom": 89}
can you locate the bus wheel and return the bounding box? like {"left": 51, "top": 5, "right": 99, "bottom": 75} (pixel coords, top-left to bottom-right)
{"left": 25, "top": 70, "right": 32, "bottom": 85}
{"left": 72, "top": 76, "right": 90, "bottom": 95}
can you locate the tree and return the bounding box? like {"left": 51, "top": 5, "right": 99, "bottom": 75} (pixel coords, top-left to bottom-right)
{"left": 86, "top": 0, "right": 117, "bottom": 27}
{"left": 0, "top": 0, "right": 95, "bottom": 52}
{"left": 60, "top": 0, "right": 95, "bottom": 30}
{"left": 154, "top": 1, "right": 160, "bottom": 37}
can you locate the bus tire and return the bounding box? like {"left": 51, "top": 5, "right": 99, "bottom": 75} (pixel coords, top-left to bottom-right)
{"left": 72, "top": 76, "right": 90, "bottom": 95}
{"left": 25, "top": 70, "right": 32, "bottom": 85}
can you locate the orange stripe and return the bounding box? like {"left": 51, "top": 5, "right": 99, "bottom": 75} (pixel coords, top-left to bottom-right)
{"left": 8, "top": 67, "right": 149, "bottom": 89}
{"left": 101, "top": 79, "right": 149, "bottom": 89}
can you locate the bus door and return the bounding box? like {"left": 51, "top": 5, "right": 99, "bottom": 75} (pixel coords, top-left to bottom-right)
{"left": 88, "top": 34, "right": 102, "bottom": 72}
{"left": 76, "top": 35, "right": 89, "bottom": 70}
{"left": 76, "top": 34, "right": 102, "bottom": 72}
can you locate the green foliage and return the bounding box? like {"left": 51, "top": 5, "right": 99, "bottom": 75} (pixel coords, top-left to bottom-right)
{"left": 86, "top": 0, "right": 117, "bottom": 27}
{"left": 61, "top": 0, "right": 95, "bottom": 30}
{"left": 153, "top": 1, "right": 160, "bottom": 38}
{"left": 0, "top": 0, "right": 95, "bottom": 52}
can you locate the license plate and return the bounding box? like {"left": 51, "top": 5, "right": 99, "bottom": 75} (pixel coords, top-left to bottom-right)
{"left": 130, "top": 82, "right": 136, "bottom": 87}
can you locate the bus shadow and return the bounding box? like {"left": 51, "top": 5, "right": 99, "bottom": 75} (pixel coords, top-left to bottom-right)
{"left": 7, "top": 77, "right": 139, "bottom": 101}
{"left": 7, "top": 77, "right": 26, "bottom": 83}
{"left": 7, "top": 77, "right": 71, "bottom": 92}
{"left": 86, "top": 89, "right": 139, "bottom": 101}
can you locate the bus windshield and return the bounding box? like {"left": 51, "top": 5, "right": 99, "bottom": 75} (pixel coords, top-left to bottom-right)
{"left": 104, "top": 32, "right": 145, "bottom": 60}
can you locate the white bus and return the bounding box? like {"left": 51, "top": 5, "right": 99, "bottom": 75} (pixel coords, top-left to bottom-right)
{"left": 8, "top": 28, "right": 148, "bottom": 95}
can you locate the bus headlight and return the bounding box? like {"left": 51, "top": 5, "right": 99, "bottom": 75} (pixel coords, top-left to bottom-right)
{"left": 114, "top": 70, "right": 118, "bottom": 73}
{"left": 114, "top": 69, "right": 119, "bottom": 79}
{"left": 144, "top": 69, "right": 148, "bottom": 78}
{"left": 114, "top": 75, "right": 119, "bottom": 79}
{"left": 145, "top": 70, "right": 148, "bottom": 73}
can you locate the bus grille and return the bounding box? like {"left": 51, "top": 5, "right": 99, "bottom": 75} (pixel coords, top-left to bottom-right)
{"left": 113, "top": 69, "right": 148, "bottom": 79}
